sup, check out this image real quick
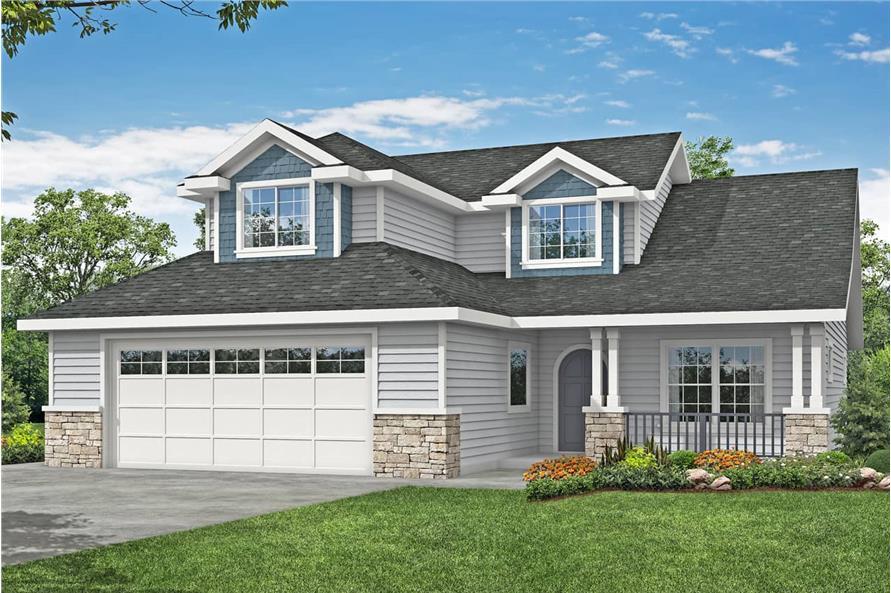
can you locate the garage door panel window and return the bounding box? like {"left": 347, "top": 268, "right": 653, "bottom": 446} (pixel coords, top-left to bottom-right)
{"left": 265, "top": 347, "right": 312, "bottom": 374}
{"left": 214, "top": 349, "right": 261, "bottom": 374}
{"left": 166, "top": 349, "right": 210, "bottom": 375}
{"left": 120, "top": 350, "right": 162, "bottom": 375}
{"left": 316, "top": 346, "right": 365, "bottom": 374}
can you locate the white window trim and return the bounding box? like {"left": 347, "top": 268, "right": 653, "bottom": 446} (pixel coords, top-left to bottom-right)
{"left": 234, "top": 177, "right": 317, "bottom": 259}
{"left": 520, "top": 195, "right": 603, "bottom": 270}
{"left": 507, "top": 340, "right": 532, "bottom": 413}
{"left": 659, "top": 338, "right": 773, "bottom": 414}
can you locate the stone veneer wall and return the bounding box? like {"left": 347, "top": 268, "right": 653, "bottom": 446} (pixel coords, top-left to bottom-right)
{"left": 584, "top": 412, "right": 625, "bottom": 460}
{"left": 45, "top": 411, "right": 102, "bottom": 468}
{"left": 784, "top": 414, "right": 830, "bottom": 456}
{"left": 373, "top": 414, "right": 460, "bottom": 479}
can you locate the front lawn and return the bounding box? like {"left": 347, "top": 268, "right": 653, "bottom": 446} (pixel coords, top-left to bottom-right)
{"left": 4, "top": 488, "right": 888, "bottom": 593}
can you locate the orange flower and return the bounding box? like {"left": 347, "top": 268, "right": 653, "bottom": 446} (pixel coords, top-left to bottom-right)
{"left": 693, "top": 449, "right": 761, "bottom": 471}
{"left": 522, "top": 455, "right": 597, "bottom": 481}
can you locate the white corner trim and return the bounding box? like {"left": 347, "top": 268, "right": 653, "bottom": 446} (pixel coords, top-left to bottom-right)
{"left": 492, "top": 146, "right": 626, "bottom": 194}
{"left": 504, "top": 209, "right": 512, "bottom": 279}
{"left": 612, "top": 202, "right": 620, "bottom": 274}
{"left": 437, "top": 322, "right": 447, "bottom": 408}
{"left": 196, "top": 119, "right": 341, "bottom": 177}
{"left": 372, "top": 407, "right": 462, "bottom": 416}
{"left": 47, "top": 332, "right": 55, "bottom": 407}
{"left": 375, "top": 186, "right": 385, "bottom": 241}
{"left": 213, "top": 194, "right": 221, "bottom": 263}
{"left": 43, "top": 405, "right": 102, "bottom": 413}
{"left": 333, "top": 183, "right": 342, "bottom": 258}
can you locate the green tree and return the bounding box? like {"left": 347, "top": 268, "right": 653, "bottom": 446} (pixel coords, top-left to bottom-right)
{"left": 1, "top": 0, "right": 287, "bottom": 139}
{"left": 2, "top": 371, "right": 31, "bottom": 433}
{"left": 859, "top": 219, "right": 890, "bottom": 351}
{"left": 1, "top": 189, "right": 176, "bottom": 415}
{"left": 194, "top": 207, "right": 206, "bottom": 250}
{"left": 832, "top": 346, "right": 890, "bottom": 457}
{"left": 685, "top": 136, "right": 735, "bottom": 180}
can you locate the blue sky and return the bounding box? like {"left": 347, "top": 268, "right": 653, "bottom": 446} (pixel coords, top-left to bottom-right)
{"left": 3, "top": 2, "right": 888, "bottom": 255}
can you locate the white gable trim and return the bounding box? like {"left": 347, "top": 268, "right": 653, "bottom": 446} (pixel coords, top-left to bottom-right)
{"left": 491, "top": 146, "right": 626, "bottom": 194}
{"left": 196, "top": 119, "right": 342, "bottom": 177}
{"left": 657, "top": 135, "right": 692, "bottom": 188}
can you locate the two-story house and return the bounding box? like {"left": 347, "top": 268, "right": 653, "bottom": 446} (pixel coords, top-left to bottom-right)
{"left": 21, "top": 119, "right": 862, "bottom": 478}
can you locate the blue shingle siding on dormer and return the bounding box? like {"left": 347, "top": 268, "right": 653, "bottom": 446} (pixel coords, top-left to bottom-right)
{"left": 341, "top": 184, "right": 353, "bottom": 251}
{"left": 523, "top": 169, "right": 597, "bottom": 200}
{"left": 217, "top": 144, "right": 335, "bottom": 262}
{"left": 510, "top": 201, "right": 616, "bottom": 277}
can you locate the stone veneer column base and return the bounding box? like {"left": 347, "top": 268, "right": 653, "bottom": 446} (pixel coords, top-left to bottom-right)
{"left": 44, "top": 411, "right": 103, "bottom": 468}
{"left": 783, "top": 413, "right": 830, "bottom": 456}
{"left": 373, "top": 414, "right": 459, "bottom": 479}
{"left": 585, "top": 412, "right": 625, "bottom": 461}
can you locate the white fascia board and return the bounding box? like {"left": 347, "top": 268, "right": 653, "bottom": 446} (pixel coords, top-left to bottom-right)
{"left": 184, "top": 176, "right": 231, "bottom": 193}
{"left": 176, "top": 186, "right": 204, "bottom": 203}
{"left": 513, "top": 309, "right": 848, "bottom": 328}
{"left": 656, "top": 135, "right": 692, "bottom": 188}
{"left": 596, "top": 186, "right": 644, "bottom": 202}
{"left": 491, "top": 146, "right": 626, "bottom": 194}
{"left": 18, "top": 307, "right": 515, "bottom": 332}
{"left": 195, "top": 119, "right": 342, "bottom": 177}
{"left": 481, "top": 194, "right": 522, "bottom": 208}
{"left": 311, "top": 165, "right": 367, "bottom": 184}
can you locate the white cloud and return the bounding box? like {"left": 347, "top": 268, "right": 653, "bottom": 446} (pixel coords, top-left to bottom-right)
{"left": 746, "top": 42, "right": 799, "bottom": 66}
{"left": 640, "top": 12, "right": 678, "bottom": 21}
{"left": 606, "top": 118, "right": 637, "bottom": 126}
{"left": 681, "top": 22, "right": 714, "bottom": 38}
{"left": 604, "top": 100, "right": 631, "bottom": 108}
{"left": 515, "top": 28, "right": 536, "bottom": 34}
{"left": 860, "top": 169, "right": 891, "bottom": 241}
{"left": 771, "top": 84, "right": 796, "bottom": 98}
{"left": 532, "top": 64, "right": 546, "bottom": 72}
{"left": 598, "top": 52, "right": 621, "bottom": 69}
{"left": 835, "top": 47, "right": 890, "bottom": 63}
{"left": 686, "top": 112, "right": 717, "bottom": 121}
{"left": 732, "top": 139, "right": 821, "bottom": 167}
{"left": 716, "top": 47, "right": 738, "bottom": 63}
{"left": 567, "top": 31, "right": 610, "bottom": 54}
{"left": 849, "top": 32, "right": 871, "bottom": 46}
{"left": 618, "top": 69, "right": 655, "bottom": 83}
{"left": 568, "top": 16, "right": 588, "bottom": 23}
{"left": 643, "top": 28, "right": 693, "bottom": 58}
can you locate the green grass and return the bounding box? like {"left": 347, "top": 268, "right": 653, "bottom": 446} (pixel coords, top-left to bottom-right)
{"left": 3, "top": 488, "right": 888, "bottom": 593}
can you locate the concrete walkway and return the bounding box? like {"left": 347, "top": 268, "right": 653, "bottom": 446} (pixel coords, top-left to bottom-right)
{"left": 2, "top": 463, "right": 523, "bottom": 565}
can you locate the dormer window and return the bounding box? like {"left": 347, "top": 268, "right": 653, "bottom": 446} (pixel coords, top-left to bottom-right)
{"left": 521, "top": 197, "right": 602, "bottom": 269}
{"left": 235, "top": 177, "right": 316, "bottom": 258}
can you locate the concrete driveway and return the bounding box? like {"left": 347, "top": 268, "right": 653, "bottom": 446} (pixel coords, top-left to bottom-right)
{"left": 2, "top": 463, "right": 523, "bottom": 565}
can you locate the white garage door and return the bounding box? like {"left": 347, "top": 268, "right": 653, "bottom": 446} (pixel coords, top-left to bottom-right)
{"left": 113, "top": 335, "right": 372, "bottom": 474}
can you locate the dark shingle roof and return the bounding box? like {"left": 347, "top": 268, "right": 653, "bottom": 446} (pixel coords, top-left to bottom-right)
{"left": 392, "top": 131, "right": 681, "bottom": 200}
{"left": 29, "top": 169, "right": 857, "bottom": 321}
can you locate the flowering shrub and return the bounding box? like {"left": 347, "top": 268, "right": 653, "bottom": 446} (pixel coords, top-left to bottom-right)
{"left": 721, "top": 456, "right": 862, "bottom": 489}
{"left": 523, "top": 455, "right": 597, "bottom": 482}
{"left": 694, "top": 449, "right": 761, "bottom": 471}
{"left": 525, "top": 465, "right": 690, "bottom": 500}
{"left": 1, "top": 423, "right": 44, "bottom": 465}
{"left": 618, "top": 447, "right": 656, "bottom": 470}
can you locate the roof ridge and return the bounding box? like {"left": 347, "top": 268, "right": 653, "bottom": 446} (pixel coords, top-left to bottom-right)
{"left": 393, "top": 131, "right": 682, "bottom": 159}
{"left": 688, "top": 168, "right": 858, "bottom": 184}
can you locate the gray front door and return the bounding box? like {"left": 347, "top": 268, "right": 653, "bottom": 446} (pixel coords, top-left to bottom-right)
{"left": 558, "top": 349, "right": 592, "bottom": 452}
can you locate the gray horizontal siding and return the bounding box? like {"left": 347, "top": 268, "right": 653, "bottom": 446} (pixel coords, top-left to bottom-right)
{"left": 455, "top": 212, "right": 505, "bottom": 273}
{"left": 639, "top": 174, "right": 671, "bottom": 256}
{"left": 446, "top": 323, "right": 538, "bottom": 471}
{"left": 623, "top": 201, "right": 635, "bottom": 264}
{"left": 377, "top": 323, "right": 440, "bottom": 409}
{"left": 207, "top": 199, "right": 215, "bottom": 251}
{"left": 824, "top": 321, "right": 847, "bottom": 413}
{"left": 52, "top": 331, "right": 102, "bottom": 407}
{"left": 383, "top": 189, "right": 456, "bottom": 261}
{"left": 351, "top": 186, "right": 377, "bottom": 243}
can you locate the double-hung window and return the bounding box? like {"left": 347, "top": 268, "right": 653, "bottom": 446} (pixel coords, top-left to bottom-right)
{"left": 522, "top": 198, "right": 602, "bottom": 268}
{"left": 237, "top": 179, "right": 315, "bottom": 257}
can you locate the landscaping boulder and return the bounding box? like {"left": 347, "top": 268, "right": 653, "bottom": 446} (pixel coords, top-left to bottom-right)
{"left": 878, "top": 476, "right": 890, "bottom": 491}
{"left": 709, "top": 476, "right": 732, "bottom": 491}
{"left": 686, "top": 468, "right": 711, "bottom": 484}
{"left": 860, "top": 467, "right": 878, "bottom": 482}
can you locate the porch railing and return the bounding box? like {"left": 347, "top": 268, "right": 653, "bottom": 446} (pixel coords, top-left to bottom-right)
{"left": 624, "top": 412, "right": 785, "bottom": 457}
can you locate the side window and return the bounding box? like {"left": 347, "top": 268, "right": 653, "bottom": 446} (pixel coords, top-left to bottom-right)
{"left": 166, "top": 349, "right": 210, "bottom": 375}
{"left": 509, "top": 345, "right": 530, "bottom": 410}
{"left": 264, "top": 348, "right": 311, "bottom": 374}
{"left": 316, "top": 346, "right": 365, "bottom": 374}
{"left": 214, "top": 349, "right": 260, "bottom": 374}
{"left": 120, "top": 350, "right": 162, "bottom": 375}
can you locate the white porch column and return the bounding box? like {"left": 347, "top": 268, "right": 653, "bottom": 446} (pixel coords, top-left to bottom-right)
{"left": 605, "top": 328, "right": 624, "bottom": 411}
{"left": 809, "top": 324, "right": 825, "bottom": 411}
{"left": 589, "top": 327, "right": 603, "bottom": 408}
{"left": 789, "top": 324, "right": 805, "bottom": 410}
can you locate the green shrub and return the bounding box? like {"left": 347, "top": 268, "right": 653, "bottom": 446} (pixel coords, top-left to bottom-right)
{"left": 1, "top": 422, "right": 44, "bottom": 464}
{"left": 814, "top": 451, "right": 852, "bottom": 466}
{"left": 864, "top": 449, "right": 890, "bottom": 473}
{"left": 667, "top": 450, "right": 697, "bottom": 470}
{"left": 525, "top": 465, "right": 689, "bottom": 500}
{"left": 2, "top": 372, "right": 30, "bottom": 434}
{"left": 619, "top": 447, "right": 657, "bottom": 470}
{"left": 721, "top": 456, "right": 861, "bottom": 490}
{"left": 832, "top": 346, "right": 890, "bottom": 457}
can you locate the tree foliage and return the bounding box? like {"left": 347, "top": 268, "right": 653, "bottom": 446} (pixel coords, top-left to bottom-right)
{"left": 194, "top": 207, "right": 206, "bottom": 250}
{"left": 2, "top": 371, "right": 31, "bottom": 434}
{"left": 685, "top": 136, "right": 735, "bottom": 180}
{"left": 832, "top": 346, "right": 890, "bottom": 457}
{"left": 859, "top": 219, "right": 890, "bottom": 351}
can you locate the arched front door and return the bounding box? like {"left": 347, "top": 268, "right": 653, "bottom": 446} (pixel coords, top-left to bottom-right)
{"left": 558, "top": 349, "right": 592, "bottom": 452}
